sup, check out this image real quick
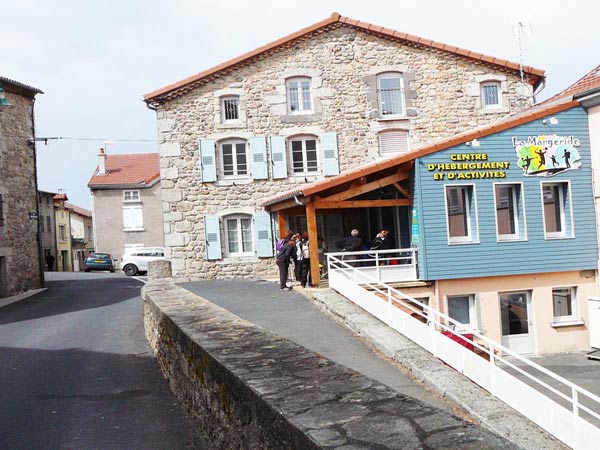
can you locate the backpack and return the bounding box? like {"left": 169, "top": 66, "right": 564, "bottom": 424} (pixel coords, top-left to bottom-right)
{"left": 276, "top": 246, "right": 287, "bottom": 259}
{"left": 276, "top": 238, "right": 286, "bottom": 252}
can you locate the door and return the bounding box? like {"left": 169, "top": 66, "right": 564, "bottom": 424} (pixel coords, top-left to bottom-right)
{"left": 500, "top": 291, "right": 534, "bottom": 354}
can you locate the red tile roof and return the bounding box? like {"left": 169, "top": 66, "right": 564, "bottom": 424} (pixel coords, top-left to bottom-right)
{"left": 88, "top": 153, "right": 160, "bottom": 188}
{"left": 144, "top": 12, "right": 545, "bottom": 104}
{"left": 53, "top": 193, "right": 68, "bottom": 201}
{"left": 538, "top": 64, "right": 600, "bottom": 106}
{"left": 261, "top": 99, "right": 578, "bottom": 207}
{"left": 65, "top": 202, "right": 92, "bottom": 218}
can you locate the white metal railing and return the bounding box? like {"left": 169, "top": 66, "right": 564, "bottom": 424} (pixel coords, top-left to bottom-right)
{"left": 326, "top": 253, "right": 600, "bottom": 450}
{"left": 325, "top": 248, "right": 418, "bottom": 283}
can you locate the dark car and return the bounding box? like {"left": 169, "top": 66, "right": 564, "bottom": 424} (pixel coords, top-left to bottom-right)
{"left": 84, "top": 252, "right": 115, "bottom": 273}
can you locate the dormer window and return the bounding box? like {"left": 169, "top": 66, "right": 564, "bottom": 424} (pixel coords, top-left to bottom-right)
{"left": 221, "top": 96, "right": 240, "bottom": 122}
{"left": 286, "top": 77, "right": 312, "bottom": 113}
{"left": 481, "top": 81, "right": 501, "bottom": 108}
{"left": 377, "top": 73, "right": 405, "bottom": 117}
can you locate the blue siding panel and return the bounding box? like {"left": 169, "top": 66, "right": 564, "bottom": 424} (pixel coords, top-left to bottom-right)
{"left": 415, "top": 107, "right": 598, "bottom": 280}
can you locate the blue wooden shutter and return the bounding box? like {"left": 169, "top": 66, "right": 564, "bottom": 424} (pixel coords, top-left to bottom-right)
{"left": 250, "top": 137, "right": 268, "bottom": 180}
{"left": 204, "top": 215, "right": 222, "bottom": 260}
{"left": 319, "top": 132, "right": 339, "bottom": 176}
{"left": 270, "top": 136, "right": 288, "bottom": 179}
{"left": 254, "top": 211, "right": 273, "bottom": 257}
{"left": 200, "top": 139, "right": 217, "bottom": 182}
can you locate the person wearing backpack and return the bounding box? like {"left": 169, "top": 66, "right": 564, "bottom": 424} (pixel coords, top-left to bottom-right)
{"left": 276, "top": 230, "right": 294, "bottom": 253}
{"left": 298, "top": 232, "right": 311, "bottom": 287}
{"left": 276, "top": 239, "right": 296, "bottom": 290}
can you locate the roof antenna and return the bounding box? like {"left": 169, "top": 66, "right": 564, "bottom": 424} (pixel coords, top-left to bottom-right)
{"left": 511, "top": 16, "right": 533, "bottom": 108}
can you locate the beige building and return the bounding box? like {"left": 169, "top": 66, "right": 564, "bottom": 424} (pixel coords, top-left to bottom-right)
{"left": 143, "top": 12, "right": 545, "bottom": 281}
{"left": 38, "top": 190, "right": 58, "bottom": 270}
{"left": 0, "top": 76, "right": 43, "bottom": 297}
{"left": 88, "top": 149, "right": 163, "bottom": 264}
{"left": 53, "top": 193, "right": 72, "bottom": 272}
{"left": 66, "top": 202, "right": 94, "bottom": 271}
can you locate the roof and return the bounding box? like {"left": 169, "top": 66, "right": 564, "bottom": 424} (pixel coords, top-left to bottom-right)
{"left": 53, "top": 193, "right": 68, "bottom": 201}
{"left": 144, "top": 12, "right": 545, "bottom": 105}
{"left": 0, "top": 76, "right": 43, "bottom": 97}
{"left": 539, "top": 64, "right": 600, "bottom": 106}
{"left": 88, "top": 153, "right": 160, "bottom": 188}
{"left": 65, "top": 202, "right": 92, "bottom": 218}
{"left": 261, "top": 99, "right": 579, "bottom": 207}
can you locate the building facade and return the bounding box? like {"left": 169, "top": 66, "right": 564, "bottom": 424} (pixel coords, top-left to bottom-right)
{"left": 38, "top": 190, "right": 58, "bottom": 270}
{"left": 66, "top": 202, "right": 94, "bottom": 271}
{"left": 53, "top": 193, "right": 72, "bottom": 272}
{"left": 0, "top": 76, "right": 43, "bottom": 297}
{"left": 88, "top": 149, "right": 163, "bottom": 264}
{"left": 144, "top": 13, "right": 545, "bottom": 280}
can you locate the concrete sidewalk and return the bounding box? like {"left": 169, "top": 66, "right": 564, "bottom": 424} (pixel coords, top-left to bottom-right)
{"left": 180, "top": 279, "right": 565, "bottom": 450}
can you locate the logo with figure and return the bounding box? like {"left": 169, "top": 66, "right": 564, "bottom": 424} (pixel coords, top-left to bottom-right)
{"left": 513, "top": 134, "right": 581, "bottom": 176}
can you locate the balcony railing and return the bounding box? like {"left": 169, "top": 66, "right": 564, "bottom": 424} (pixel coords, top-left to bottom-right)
{"left": 325, "top": 248, "right": 418, "bottom": 283}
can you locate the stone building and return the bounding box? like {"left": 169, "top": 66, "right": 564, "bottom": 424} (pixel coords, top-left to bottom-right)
{"left": 38, "top": 190, "right": 58, "bottom": 270}
{"left": 88, "top": 149, "right": 163, "bottom": 265}
{"left": 0, "top": 76, "right": 43, "bottom": 297}
{"left": 143, "top": 12, "right": 545, "bottom": 281}
{"left": 53, "top": 193, "right": 72, "bottom": 272}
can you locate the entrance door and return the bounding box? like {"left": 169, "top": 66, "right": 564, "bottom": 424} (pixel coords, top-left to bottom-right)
{"left": 500, "top": 291, "right": 534, "bottom": 354}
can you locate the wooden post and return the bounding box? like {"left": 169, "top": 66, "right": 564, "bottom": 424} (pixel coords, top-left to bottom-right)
{"left": 306, "top": 202, "right": 320, "bottom": 286}
{"left": 277, "top": 211, "right": 287, "bottom": 238}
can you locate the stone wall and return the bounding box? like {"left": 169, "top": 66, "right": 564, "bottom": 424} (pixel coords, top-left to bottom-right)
{"left": 142, "top": 280, "right": 516, "bottom": 450}
{"left": 155, "top": 24, "right": 536, "bottom": 280}
{"left": 0, "top": 86, "right": 41, "bottom": 297}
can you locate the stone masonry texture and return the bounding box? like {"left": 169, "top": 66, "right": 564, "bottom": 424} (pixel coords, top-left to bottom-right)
{"left": 154, "top": 24, "right": 536, "bottom": 281}
{"left": 0, "top": 83, "right": 42, "bottom": 297}
{"left": 143, "top": 280, "right": 519, "bottom": 450}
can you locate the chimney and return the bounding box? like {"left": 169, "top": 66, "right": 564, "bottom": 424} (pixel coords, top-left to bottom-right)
{"left": 98, "top": 148, "right": 107, "bottom": 175}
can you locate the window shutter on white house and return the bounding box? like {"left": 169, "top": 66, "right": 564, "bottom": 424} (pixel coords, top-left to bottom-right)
{"left": 200, "top": 139, "right": 217, "bottom": 182}
{"left": 319, "top": 132, "right": 339, "bottom": 176}
{"left": 270, "top": 136, "right": 288, "bottom": 179}
{"left": 250, "top": 137, "right": 268, "bottom": 180}
{"left": 123, "top": 206, "right": 143, "bottom": 230}
{"left": 378, "top": 130, "right": 409, "bottom": 157}
{"left": 254, "top": 211, "right": 273, "bottom": 257}
{"left": 204, "top": 216, "right": 222, "bottom": 260}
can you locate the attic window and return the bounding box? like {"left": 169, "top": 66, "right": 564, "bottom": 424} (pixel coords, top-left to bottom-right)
{"left": 481, "top": 81, "right": 501, "bottom": 108}
{"left": 123, "top": 190, "right": 140, "bottom": 202}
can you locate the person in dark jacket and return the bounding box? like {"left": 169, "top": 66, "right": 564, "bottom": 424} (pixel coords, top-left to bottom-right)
{"left": 335, "top": 229, "right": 362, "bottom": 267}
{"left": 369, "top": 230, "right": 393, "bottom": 264}
{"left": 276, "top": 240, "right": 296, "bottom": 290}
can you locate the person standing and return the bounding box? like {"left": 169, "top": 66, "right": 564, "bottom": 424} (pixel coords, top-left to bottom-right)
{"left": 298, "top": 232, "right": 311, "bottom": 287}
{"left": 335, "top": 229, "right": 362, "bottom": 267}
{"left": 276, "top": 240, "right": 296, "bottom": 290}
{"left": 370, "top": 230, "right": 393, "bottom": 264}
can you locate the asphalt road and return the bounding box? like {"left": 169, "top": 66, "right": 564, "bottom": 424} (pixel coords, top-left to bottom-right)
{"left": 0, "top": 272, "right": 207, "bottom": 450}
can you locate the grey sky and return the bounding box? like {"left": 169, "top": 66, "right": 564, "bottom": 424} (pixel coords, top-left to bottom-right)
{"left": 3, "top": 0, "right": 598, "bottom": 209}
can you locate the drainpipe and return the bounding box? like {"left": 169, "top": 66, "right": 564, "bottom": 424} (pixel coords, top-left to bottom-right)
{"left": 294, "top": 195, "right": 305, "bottom": 206}
{"left": 31, "top": 96, "right": 45, "bottom": 288}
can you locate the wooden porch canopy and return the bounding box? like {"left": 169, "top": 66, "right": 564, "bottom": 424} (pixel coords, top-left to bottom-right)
{"left": 260, "top": 100, "right": 578, "bottom": 286}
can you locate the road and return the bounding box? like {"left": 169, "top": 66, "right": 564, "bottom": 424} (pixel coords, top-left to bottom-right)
{"left": 0, "top": 272, "right": 207, "bottom": 450}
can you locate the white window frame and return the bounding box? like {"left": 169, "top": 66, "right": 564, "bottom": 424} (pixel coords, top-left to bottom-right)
{"left": 480, "top": 81, "right": 502, "bottom": 109}
{"left": 221, "top": 95, "right": 240, "bottom": 123}
{"left": 551, "top": 286, "right": 583, "bottom": 327}
{"left": 444, "top": 184, "right": 478, "bottom": 244}
{"left": 541, "top": 181, "right": 572, "bottom": 239}
{"left": 123, "top": 190, "right": 140, "bottom": 202}
{"left": 219, "top": 138, "right": 250, "bottom": 179}
{"left": 123, "top": 205, "right": 144, "bottom": 231}
{"left": 289, "top": 135, "right": 319, "bottom": 175}
{"left": 494, "top": 182, "right": 526, "bottom": 242}
{"left": 286, "top": 77, "right": 313, "bottom": 114}
{"left": 377, "top": 72, "right": 406, "bottom": 117}
{"left": 447, "top": 294, "right": 478, "bottom": 332}
{"left": 224, "top": 214, "right": 254, "bottom": 257}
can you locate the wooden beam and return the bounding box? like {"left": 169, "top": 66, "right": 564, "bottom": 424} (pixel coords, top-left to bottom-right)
{"left": 277, "top": 211, "right": 287, "bottom": 238}
{"left": 315, "top": 199, "right": 411, "bottom": 209}
{"left": 306, "top": 202, "right": 320, "bottom": 286}
{"left": 392, "top": 182, "right": 411, "bottom": 199}
{"left": 321, "top": 171, "right": 409, "bottom": 202}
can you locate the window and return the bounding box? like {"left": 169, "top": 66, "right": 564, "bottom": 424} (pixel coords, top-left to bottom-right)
{"left": 289, "top": 135, "right": 318, "bottom": 174}
{"left": 123, "top": 206, "right": 143, "bottom": 231}
{"left": 552, "top": 287, "right": 579, "bottom": 322}
{"left": 377, "top": 73, "right": 405, "bottom": 117}
{"left": 59, "top": 224, "right": 66, "bottom": 241}
{"left": 542, "top": 182, "right": 570, "bottom": 238}
{"left": 447, "top": 294, "right": 477, "bottom": 331}
{"left": 87, "top": 225, "right": 92, "bottom": 240}
{"left": 40, "top": 217, "right": 45, "bottom": 233}
{"left": 221, "top": 96, "right": 240, "bottom": 122}
{"left": 495, "top": 183, "right": 524, "bottom": 241}
{"left": 286, "top": 77, "right": 312, "bottom": 113}
{"left": 378, "top": 130, "right": 409, "bottom": 156}
{"left": 225, "top": 215, "right": 253, "bottom": 256}
{"left": 123, "top": 190, "right": 140, "bottom": 202}
{"left": 46, "top": 215, "right": 52, "bottom": 233}
{"left": 445, "top": 185, "right": 477, "bottom": 244}
{"left": 481, "top": 81, "right": 501, "bottom": 108}
{"left": 219, "top": 139, "right": 249, "bottom": 178}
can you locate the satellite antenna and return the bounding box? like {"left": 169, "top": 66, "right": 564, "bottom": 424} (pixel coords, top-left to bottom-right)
{"left": 511, "top": 17, "right": 533, "bottom": 107}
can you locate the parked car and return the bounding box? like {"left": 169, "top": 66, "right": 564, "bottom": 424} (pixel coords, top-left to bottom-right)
{"left": 84, "top": 252, "right": 115, "bottom": 273}
{"left": 120, "top": 247, "right": 165, "bottom": 276}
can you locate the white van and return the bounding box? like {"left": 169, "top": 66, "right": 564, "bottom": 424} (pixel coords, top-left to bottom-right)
{"left": 120, "top": 247, "right": 165, "bottom": 276}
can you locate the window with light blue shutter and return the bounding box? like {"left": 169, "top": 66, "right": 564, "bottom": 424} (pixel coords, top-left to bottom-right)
{"left": 249, "top": 137, "right": 268, "bottom": 180}
{"left": 254, "top": 211, "right": 273, "bottom": 257}
{"left": 270, "top": 136, "right": 288, "bottom": 179}
{"left": 204, "top": 215, "right": 222, "bottom": 260}
{"left": 319, "top": 132, "right": 339, "bottom": 176}
{"left": 200, "top": 139, "right": 217, "bottom": 182}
